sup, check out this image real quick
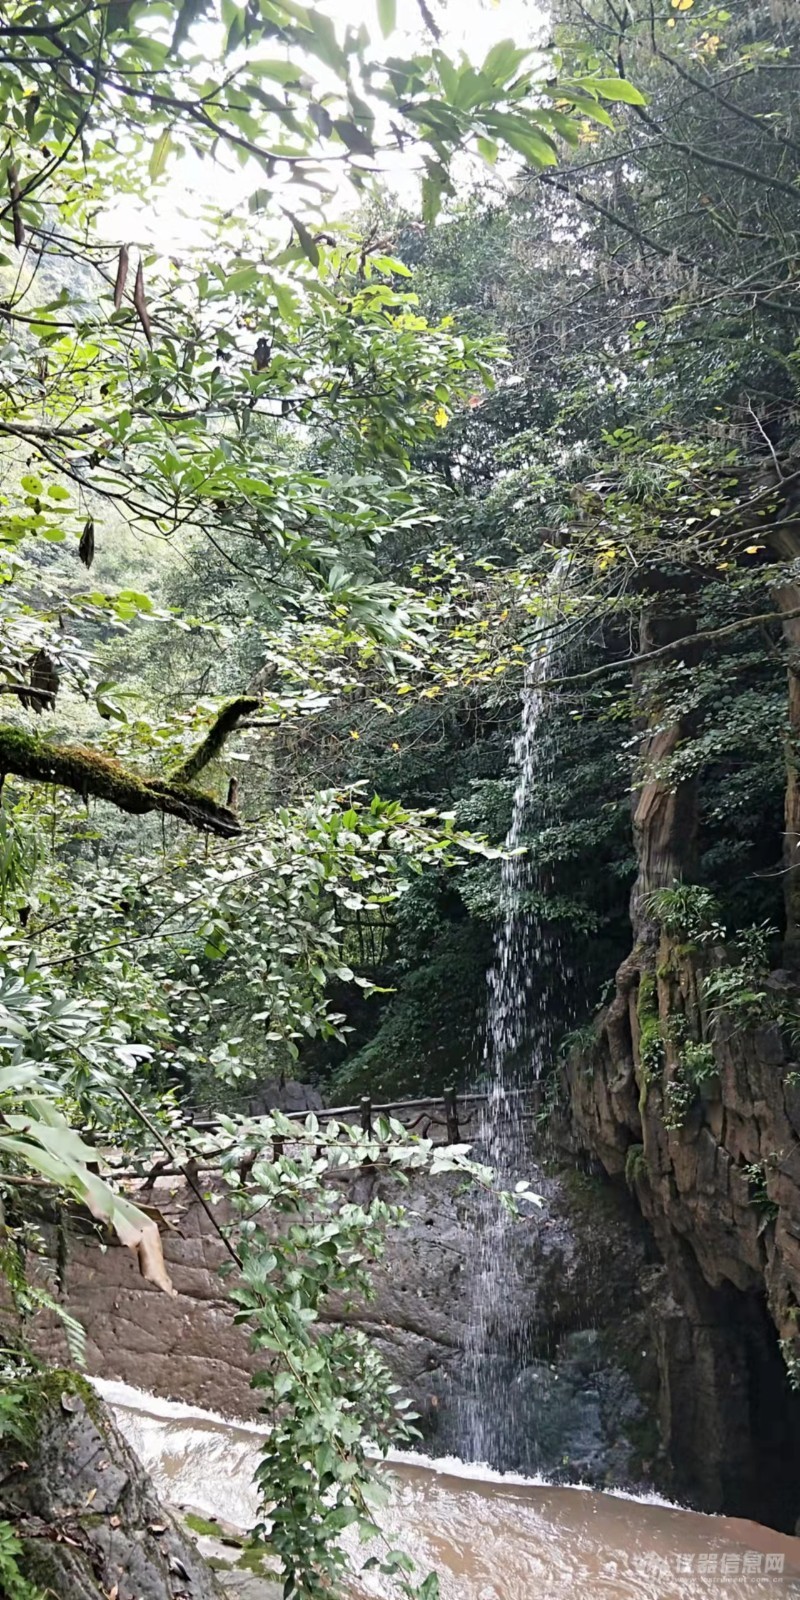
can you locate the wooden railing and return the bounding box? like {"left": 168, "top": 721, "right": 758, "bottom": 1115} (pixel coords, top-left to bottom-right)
{"left": 188, "top": 1085, "right": 541, "bottom": 1147}
{"left": 93, "top": 1088, "right": 544, "bottom": 1187}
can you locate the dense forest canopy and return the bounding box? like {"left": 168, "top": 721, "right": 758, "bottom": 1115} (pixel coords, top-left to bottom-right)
{"left": 1, "top": 0, "right": 800, "bottom": 1594}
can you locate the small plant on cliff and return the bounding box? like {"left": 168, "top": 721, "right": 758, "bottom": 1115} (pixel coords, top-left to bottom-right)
{"left": 780, "top": 1339, "right": 800, "bottom": 1392}
{"left": 558, "top": 1022, "right": 598, "bottom": 1061}
{"left": 644, "top": 885, "right": 725, "bottom": 946}
{"left": 624, "top": 1144, "right": 648, "bottom": 1187}
{"left": 636, "top": 973, "right": 664, "bottom": 1100}
{"left": 534, "top": 1071, "right": 565, "bottom": 1127}
{"left": 0, "top": 1224, "right": 86, "bottom": 1368}
{"left": 0, "top": 1522, "right": 42, "bottom": 1600}
{"left": 741, "top": 1161, "right": 779, "bottom": 1221}
{"left": 701, "top": 922, "right": 793, "bottom": 1037}
{"left": 0, "top": 1379, "right": 44, "bottom": 1600}
{"left": 663, "top": 1040, "right": 717, "bottom": 1131}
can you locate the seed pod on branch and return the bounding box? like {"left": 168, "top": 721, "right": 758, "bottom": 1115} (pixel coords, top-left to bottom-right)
{"left": 8, "top": 160, "right": 23, "bottom": 248}
{"left": 252, "top": 336, "right": 272, "bottom": 372}
{"left": 25, "top": 649, "right": 59, "bottom": 713}
{"left": 133, "top": 257, "right": 153, "bottom": 346}
{"left": 79, "top": 518, "right": 95, "bottom": 569}
{"left": 113, "top": 244, "right": 129, "bottom": 309}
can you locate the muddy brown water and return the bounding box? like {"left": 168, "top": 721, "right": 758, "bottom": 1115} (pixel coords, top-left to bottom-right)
{"left": 98, "top": 1379, "right": 800, "bottom": 1598}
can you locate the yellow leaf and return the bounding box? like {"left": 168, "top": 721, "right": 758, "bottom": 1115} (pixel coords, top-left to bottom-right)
{"left": 671, "top": 0, "right": 694, "bottom": 9}
{"left": 350, "top": 729, "right": 360, "bottom": 739}
{"left": 434, "top": 405, "right": 449, "bottom": 428}
{"left": 745, "top": 545, "right": 764, "bottom": 554}
{"left": 396, "top": 684, "right": 414, "bottom": 695}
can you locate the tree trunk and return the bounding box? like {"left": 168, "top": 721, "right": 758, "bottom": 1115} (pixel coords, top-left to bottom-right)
{"left": 630, "top": 603, "right": 699, "bottom": 946}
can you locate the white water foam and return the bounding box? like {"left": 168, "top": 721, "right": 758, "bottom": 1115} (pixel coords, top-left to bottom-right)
{"left": 94, "top": 1376, "right": 686, "bottom": 1513}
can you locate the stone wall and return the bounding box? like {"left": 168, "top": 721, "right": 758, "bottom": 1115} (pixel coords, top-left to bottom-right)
{"left": 28, "top": 1154, "right": 660, "bottom": 1492}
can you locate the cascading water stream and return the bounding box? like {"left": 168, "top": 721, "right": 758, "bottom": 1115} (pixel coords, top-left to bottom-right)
{"left": 460, "top": 559, "right": 573, "bottom": 1468}
{"left": 97, "top": 1379, "right": 800, "bottom": 1600}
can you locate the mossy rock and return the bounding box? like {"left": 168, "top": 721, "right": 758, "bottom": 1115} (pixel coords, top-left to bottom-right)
{"left": 0, "top": 1380, "right": 225, "bottom": 1599}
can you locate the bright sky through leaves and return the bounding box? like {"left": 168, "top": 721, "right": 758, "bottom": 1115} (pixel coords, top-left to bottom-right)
{"left": 110, "top": 0, "right": 545, "bottom": 248}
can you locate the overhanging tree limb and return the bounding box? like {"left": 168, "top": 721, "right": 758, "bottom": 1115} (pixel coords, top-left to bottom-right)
{"left": 0, "top": 728, "right": 241, "bottom": 836}
{"left": 538, "top": 606, "right": 800, "bottom": 692}
{"left": 170, "top": 694, "right": 262, "bottom": 783}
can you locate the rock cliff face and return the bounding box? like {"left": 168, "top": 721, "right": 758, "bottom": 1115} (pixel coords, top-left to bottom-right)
{"left": 557, "top": 571, "right": 800, "bottom": 1533}
{"left": 563, "top": 948, "right": 800, "bottom": 1531}
{"left": 31, "top": 1159, "right": 660, "bottom": 1493}
{"left": 0, "top": 1380, "right": 227, "bottom": 1600}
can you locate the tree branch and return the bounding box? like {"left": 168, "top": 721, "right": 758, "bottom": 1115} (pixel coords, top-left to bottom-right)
{"left": 538, "top": 606, "right": 800, "bottom": 692}
{"left": 170, "top": 694, "right": 262, "bottom": 784}
{"left": 0, "top": 727, "right": 241, "bottom": 836}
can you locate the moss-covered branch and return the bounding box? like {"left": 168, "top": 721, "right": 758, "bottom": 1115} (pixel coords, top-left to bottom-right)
{"left": 170, "top": 694, "right": 261, "bottom": 784}
{"left": 0, "top": 727, "right": 241, "bottom": 836}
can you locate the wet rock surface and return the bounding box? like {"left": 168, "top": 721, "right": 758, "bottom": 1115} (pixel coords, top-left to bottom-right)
{"left": 176, "top": 1514, "right": 282, "bottom": 1600}
{"left": 30, "top": 1151, "right": 659, "bottom": 1493}
{"left": 0, "top": 1385, "right": 226, "bottom": 1600}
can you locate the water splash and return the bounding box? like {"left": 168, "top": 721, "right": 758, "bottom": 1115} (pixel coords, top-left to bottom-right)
{"left": 459, "top": 558, "right": 572, "bottom": 1467}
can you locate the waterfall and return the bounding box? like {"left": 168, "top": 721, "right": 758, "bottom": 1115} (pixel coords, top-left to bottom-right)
{"left": 459, "top": 559, "right": 571, "bottom": 1467}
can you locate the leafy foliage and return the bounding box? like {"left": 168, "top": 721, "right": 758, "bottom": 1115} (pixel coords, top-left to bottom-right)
{"left": 0, "top": 4, "right": 643, "bottom": 1593}
{"left": 209, "top": 1109, "right": 490, "bottom": 1599}
{"left": 0, "top": 1521, "right": 42, "bottom": 1600}
{"left": 3, "top": 0, "right": 800, "bottom": 1590}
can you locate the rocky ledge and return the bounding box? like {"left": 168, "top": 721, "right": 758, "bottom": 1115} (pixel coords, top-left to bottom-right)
{"left": 563, "top": 939, "right": 800, "bottom": 1530}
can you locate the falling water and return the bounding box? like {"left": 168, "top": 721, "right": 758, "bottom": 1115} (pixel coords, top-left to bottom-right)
{"left": 460, "top": 559, "right": 572, "bottom": 1467}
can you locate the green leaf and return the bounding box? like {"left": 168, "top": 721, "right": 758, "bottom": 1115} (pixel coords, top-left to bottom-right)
{"left": 305, "top": 12, "right": 346, "bottom": 73}
{"left": 284, "top": 210, "right": 320, "bottom": 267}
{"left": 148, "top": 129, "right": 173, "bottom": 181}
{"left": 433, "top": 50, "right": 460, "bottom": 104}
{"left": 333, "top": 119, "right": 375, "bottom": 158}
{"left": 248, "top": 58, "right": 305, "bottom": 85}
{"left": 376, "top": 0, "right": 396, "bottom": 37}
{"left": 421, "top": 166, "right": 446, "bottom": 225}
{"left": 482, "top": 111, "right": 558, "bottom": 167}
{"left": 224, "top": 265, "right": 260, "bottom": 295}
{"left": 481, "top": 39, "right": 530, "bottom": 86}
{"left": 587, "top": 76, "right": 647, "bottom": 104}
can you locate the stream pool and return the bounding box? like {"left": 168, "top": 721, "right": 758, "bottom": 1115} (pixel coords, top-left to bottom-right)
{"left": 96, "top": 1377, "right": 800, "bottom": 1598}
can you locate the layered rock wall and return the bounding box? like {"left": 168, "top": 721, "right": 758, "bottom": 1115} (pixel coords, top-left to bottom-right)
{"left": 28, "top": 1160, "right": 658, "bottom": 1491}
{"left": 564, "top": 948, "right": 800, "bottom": 1528}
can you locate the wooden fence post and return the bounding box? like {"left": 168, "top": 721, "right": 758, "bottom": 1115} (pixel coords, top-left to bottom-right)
{"left": 360, "top": 1095, "right": 373, "bottom": 1137}
{"left": 443, "top": 1086, "right": 459, "bottom": 1144}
